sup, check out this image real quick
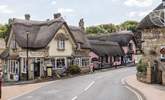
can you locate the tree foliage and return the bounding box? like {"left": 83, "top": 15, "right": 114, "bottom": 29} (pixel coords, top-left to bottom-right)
{"left": 86, "top": 20, "right": 138, "bottom": 34}
{"left": 121, "top": 20, "right": 138, "bottom": 31}
{"left": 0, "top": 24, "right": 10, "bottom": 39}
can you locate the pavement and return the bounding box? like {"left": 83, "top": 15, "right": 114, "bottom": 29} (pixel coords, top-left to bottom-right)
{"left": 2, "top": 81, "right": 54, "bottom": 100}
{"left": 6, "top": 67, "right": 141, "bottom": 100}
{"left": 125, "top": 75, "right": 165, "bottom": 100}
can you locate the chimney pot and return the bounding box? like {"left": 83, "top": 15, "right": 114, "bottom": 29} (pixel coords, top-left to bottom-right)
{"left": 79, "top": 18, "right": 85, "bottom": 31}
{"left": 8, "top": 18, "right": 13, "bottom": 25}
{"left": 25, "top": 14, "right": 30, "bottom": 20}
{"left": 53, "top": 13, "right": 61, "bottom": 19}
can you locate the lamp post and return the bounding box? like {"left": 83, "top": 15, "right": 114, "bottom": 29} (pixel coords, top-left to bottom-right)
{"left": 26, "top": 31, "right": 30, "bottom": 80}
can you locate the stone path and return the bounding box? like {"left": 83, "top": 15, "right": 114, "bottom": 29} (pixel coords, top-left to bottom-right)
{"left": 125, "top": 75, "right": 165, "bottom": 100}
{"left": 2, "top": 81, "right": 53, "bottom": 100}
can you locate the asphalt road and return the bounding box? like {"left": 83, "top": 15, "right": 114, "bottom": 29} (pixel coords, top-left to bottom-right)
{"left": 11, "top": 67, "right": 139, "bottom": 100}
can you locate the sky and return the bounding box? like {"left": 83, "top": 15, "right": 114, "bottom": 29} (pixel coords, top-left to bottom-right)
{"left": 0, "top": 0, "right": 162, "bottom": 26}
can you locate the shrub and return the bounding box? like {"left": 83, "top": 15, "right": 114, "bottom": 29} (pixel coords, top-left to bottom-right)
{"left": 137, "top": 59, "right": 147, "bottom": 73}
{"left": 67, "top": 65, "right": 81, "bottom": 75}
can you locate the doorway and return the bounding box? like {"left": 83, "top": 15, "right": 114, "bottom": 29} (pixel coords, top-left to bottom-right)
{"left": 34, "top": 62, "right": 40, "bottom": 78}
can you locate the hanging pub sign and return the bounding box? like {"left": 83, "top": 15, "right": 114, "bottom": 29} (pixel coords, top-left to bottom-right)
{"left": 160, "top": 47, "right": 165, "bottom": 54}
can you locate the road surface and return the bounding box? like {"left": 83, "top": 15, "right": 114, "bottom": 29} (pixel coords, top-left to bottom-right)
{"left": 11, "top": 67, "right": 141, "bottom": 100}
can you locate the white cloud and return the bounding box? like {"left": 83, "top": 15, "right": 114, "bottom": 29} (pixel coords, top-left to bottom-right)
{"left": 57, "top": 8, "right": 75, "bottom": 14}
{"left": 0, "top": 5, "right": 14, "bottom": 14}
{"left": 51, "top": 0, "right": 56, "bottom": 5}
{"left": 128, "top": 10, "right": 150, "bottom": 18}
{"left": 124, "top": 0, "right": 153, "bottom": 7}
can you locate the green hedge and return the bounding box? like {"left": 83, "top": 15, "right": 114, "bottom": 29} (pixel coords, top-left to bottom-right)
{"left": 67, "top": 65, "right": 81, "bottom": 75}
{"left": 137, "top": 59, "right": 147, "bottom": 73}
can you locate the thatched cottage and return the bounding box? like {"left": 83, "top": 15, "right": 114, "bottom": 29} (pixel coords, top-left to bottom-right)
{"left": 89, "top": 40, "right": 124, "bottom": 69}
{"left": 1, "top": 14, "right": 91, "bottom": 81}
{"left": 88, "top": 31, "right": 136, "bottom": 65}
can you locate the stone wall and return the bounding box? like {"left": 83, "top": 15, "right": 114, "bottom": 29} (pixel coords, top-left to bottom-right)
{"left": 141, "top": 28, "right": 165, "bottom": 85}
{"left": 142, "top": 29, "right": 165, "bottom": 56}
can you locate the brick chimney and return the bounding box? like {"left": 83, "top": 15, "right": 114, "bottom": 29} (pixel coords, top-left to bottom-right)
{"left": 25, "top": 14, "right": 30, "bottom": 20}
{"left": 79, "top": 18, "right": 85, "bottom": 31}
{"left": 53, "top": 13, "right": 61, "bottom": 19}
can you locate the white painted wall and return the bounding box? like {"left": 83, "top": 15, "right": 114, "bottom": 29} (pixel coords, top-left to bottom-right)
{"left": 48, "top": 25, "right": 76, "bottom": 57}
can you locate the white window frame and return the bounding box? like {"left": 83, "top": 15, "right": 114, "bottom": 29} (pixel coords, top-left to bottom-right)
{"left": 74, "top": 58, "right": 81, "bottom": 66}
{"left": 57, "top": 39, "right": 65, "bottom": 50}
{"left": 81, "top": 57, "right": 90, "bottom": 67}
{"left": 56, "top": 58, "right": 66, "bottom": 68}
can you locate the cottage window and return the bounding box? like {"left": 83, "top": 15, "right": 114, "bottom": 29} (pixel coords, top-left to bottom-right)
{"left": 22, "top": 58, "right": 27, "bottom": 73}
{"left": 82, "top": 58, "right": 89, "bottom": 67}
{"left": 74, "top": 58, "right": 80, "bottom": 66}
{"left": 13, "top": 60, "right": 15, "bottom": 73}
{"left": 57, "top": 39, "right": 65, "bottom": 50}
{"left": 9, "top": 60, "right": 11, "bottom": 73}
{"left": 114, "top": 56, "right": 120, "bottom": 62}
{"left": 56, "top": 58, "right": 65, "bottom": 68}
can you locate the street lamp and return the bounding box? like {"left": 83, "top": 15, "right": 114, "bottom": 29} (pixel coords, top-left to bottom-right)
{"left": 26, "top": 31, "right": 30, "bottom": 80}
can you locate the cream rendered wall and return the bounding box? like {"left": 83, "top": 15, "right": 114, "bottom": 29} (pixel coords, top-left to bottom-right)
{"left": 48, "top": 25, "right": 76, "bottom": 57}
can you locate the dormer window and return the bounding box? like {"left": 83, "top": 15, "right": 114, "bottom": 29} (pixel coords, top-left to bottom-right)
{"left": 55, "top": 33, "right": 68, "bottom": 50}
{"left": 57, "top": 39, "right": 65, "bottom": 50}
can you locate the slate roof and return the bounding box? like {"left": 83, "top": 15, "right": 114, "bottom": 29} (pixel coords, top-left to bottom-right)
{"left": 11, "top": 18, "right": 73, "bottom": 49}
{"left": 89, "top": 40, "right": 124, "bottom": 56}
{"left": 137, "top": 3, "right": 165, "bottom": 29}
{"left": 69, "top": 26, "right": 91, "bottom": 49}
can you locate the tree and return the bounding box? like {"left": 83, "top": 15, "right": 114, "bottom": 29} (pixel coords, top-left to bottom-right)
{"left": 86, "top": 26, "right": 104, "bottom": 34}
{"left": 99, "top": 24, "right": 117, "bottom": 33}
{"left": 120, "top": 20, "right": 138, "bottom": 31}
{"left": 85, "top": 20, "right": 138, "bottom": 34}
{"left": 86, "top": 24, "right": 117, "bottom": 34}
{"left": 0, "top": 24, "right": 10, "bottom": 39}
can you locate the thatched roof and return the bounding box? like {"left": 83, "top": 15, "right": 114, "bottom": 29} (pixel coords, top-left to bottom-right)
{"left": 88, "top": 31, "right": 135, "bottom": 46}
{"left": 69, "top": 26, "right": 91, "bottom": 49}
{"left": 89, "top": 40, "right": 124, "bottom": 56}
{"left": 137, "top": 2, "right": 165, "bottom": 29}
{"left": 11, "top": 18, "right": 74, "bottom": 49}
{"left": 0, "top": 49, "right": 9, "bottom": 59}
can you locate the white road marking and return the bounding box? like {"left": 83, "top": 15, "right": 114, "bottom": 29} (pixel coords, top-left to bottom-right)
{"left": 71, "top": 96, "right": 78, "bottom": 100}
{"left": 124, "top": 86, "right": 143, "bottom": 100}
{"left": 84, "top": 81, "right": 95, "bottom": 91}
{"left": 121, "top": 78, "right": 125, "bottom": 85}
